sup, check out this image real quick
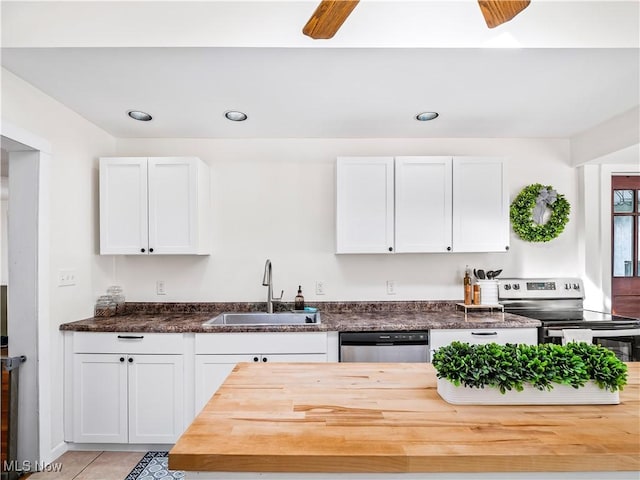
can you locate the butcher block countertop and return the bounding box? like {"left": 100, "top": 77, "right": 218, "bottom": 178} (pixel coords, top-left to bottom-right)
{"left": 59, "top": 301, "right": 539, "bottom": 332}
{"left": 169, "top": 362, "right": 640, "bottom": 475}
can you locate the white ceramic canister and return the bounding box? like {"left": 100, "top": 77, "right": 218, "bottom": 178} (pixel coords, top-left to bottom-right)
{"left": 476, "top": 279, "right": 499, "bottom": 305}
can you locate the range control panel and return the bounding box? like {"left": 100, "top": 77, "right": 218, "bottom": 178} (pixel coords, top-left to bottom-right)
{"left": 497, "top": 278, "right": 584, "bottom": 300}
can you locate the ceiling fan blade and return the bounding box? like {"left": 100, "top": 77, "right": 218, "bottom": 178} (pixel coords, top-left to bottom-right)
{"left": 303, "top": 0, "right": 360, "bottom": 39}
{"left": 478, "top": 0, "right": 531, "bottom": 28}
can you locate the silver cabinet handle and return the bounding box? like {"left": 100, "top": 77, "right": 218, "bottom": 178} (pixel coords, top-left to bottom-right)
{"left": 471, "top": 332, "right": 498, "bottom": 336}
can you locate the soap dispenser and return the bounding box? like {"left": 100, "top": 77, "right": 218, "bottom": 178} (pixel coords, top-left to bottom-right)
{"left": 294, "top": 285, "right": 305, "bottom": 310}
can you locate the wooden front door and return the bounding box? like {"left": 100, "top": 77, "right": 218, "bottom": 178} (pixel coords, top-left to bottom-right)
{"left": 612, "top": 175, "right": 640, "bottom": 317}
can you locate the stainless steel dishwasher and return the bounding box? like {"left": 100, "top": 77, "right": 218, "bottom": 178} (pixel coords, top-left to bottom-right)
{"left": 339, "top": 331, "right": 429, "bottom": 362}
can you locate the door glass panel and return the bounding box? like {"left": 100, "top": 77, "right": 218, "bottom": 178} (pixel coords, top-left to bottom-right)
{"left": 637, "top": 190, "right": 640, "bottom": 213}
{"left": 613, "top": 216, "right": 633, "bottom": 276}
{"left": 613, "top": 190, "right": 634, "bottom": 212}
{"left": 638, "top": 216, "right": 640, "bottom": 277}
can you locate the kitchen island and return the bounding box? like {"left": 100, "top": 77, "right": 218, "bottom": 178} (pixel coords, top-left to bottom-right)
{"left": 169, "top": 362, "right": 639, "bottom": 480}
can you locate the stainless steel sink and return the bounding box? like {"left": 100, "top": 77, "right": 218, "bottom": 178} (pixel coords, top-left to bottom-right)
{"left": 203, "top": 311, "right": 321, "bottom": 326}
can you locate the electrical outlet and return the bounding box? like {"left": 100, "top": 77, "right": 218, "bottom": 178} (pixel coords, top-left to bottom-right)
{"left": 58, "top": 269, "right": 76, "bottom": 287}
{"left": 386, "top": 280, "right": 396, "bottom": 295}
{"left": 315, "top": 281, "right": 325, "bottom": 295}
{"left": 156, "top": 280, "right": 166, "bottom": 295}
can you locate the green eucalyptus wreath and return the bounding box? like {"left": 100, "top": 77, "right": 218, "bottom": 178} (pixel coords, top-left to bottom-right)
{"left": 510, "top": 183, "right": 570, "bottom": 242}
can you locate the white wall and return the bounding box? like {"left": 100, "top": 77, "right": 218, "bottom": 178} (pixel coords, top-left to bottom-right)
{"left": 1, "top": 199, "right": 8, "bottom": 285}
{"left": 571, "top": 107, "right": 640, "bottom": 166}
{"left": 1, "top": 68, "right": 116, "bottom": 459}
{"left": 114, "top": 137, "right": 578, "bottom": 302}
{"left": 581, "top": 162, "right": 640, "bottom": 312}
{"left": 2, "top": 173, "right": 8, "bottom": 285}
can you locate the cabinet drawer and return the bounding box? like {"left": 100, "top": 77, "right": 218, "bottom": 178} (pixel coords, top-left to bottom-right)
{"left": 195, "top": 332, "right": 328, "bottom": 355}
{"left": 431, "top": 328, "right": 537, "bottom": 352}
{"left": 72, "top": 332, "right": 184, "bottom": 354}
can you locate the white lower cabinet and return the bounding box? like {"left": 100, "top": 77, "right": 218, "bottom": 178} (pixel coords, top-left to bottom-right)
{"left": 195, "top": 353, "right": 327, "bottom": 413}
{"left": 127, "top": 354, "right": 184, "bottom": 443}
{"left": 194, "top": 332, "right": 332, "bottom": 413}
{"left": 430, "top": 328, "right": 538, "bottom": 359}
{"left": 65, "top": 331, "right": 337, "bottom": 444}
{"left": 66, "top": 333, "right": 186, "bottom": 444}
{"left": 72, "top": 353, "right": 184, "bottom": 444}
{"left": 72, "top": 354, "right": 128, "bottom": 443}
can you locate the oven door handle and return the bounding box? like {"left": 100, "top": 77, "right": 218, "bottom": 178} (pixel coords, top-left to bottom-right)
{"left": 471, "top": 332, "right": 498, "bottom": 336}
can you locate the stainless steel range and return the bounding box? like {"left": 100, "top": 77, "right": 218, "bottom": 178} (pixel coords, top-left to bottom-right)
{"left": 498, "top": 277, "right": 640, "bottom": 361}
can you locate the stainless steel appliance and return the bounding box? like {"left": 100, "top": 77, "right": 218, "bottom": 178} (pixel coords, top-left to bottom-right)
{"left": 339, "top": 331, "right": 429, "bottom": 363}
{"left": 498, "top": 277, "right": 640, "bottom": 361}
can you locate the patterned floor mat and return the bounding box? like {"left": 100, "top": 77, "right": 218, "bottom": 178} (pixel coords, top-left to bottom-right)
{"left": 124, "top": 451, "right": 185, "bottom": 480}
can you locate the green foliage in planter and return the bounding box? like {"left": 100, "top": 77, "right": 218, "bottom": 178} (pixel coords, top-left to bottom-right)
{"left": 432, "top": 342, "right": 627, "bottom": 394}
{"left": 563, "top": 341, "right": 628, "bottom": 392}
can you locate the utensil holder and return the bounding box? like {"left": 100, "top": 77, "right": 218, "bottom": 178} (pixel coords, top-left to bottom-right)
{"left": 476, "top": 279, "right": 499, "bottom": 305}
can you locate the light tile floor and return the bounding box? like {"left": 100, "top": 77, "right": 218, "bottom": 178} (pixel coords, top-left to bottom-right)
{"left": 28, "top": 451, "right": 145, "bottom": 480}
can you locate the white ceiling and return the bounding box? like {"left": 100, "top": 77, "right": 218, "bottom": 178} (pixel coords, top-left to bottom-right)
{"left": 1, "top": 1, "right": 639, "bottom": 139}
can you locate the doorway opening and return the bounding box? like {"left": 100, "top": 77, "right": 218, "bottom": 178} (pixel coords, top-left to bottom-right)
{"left": 611, "top": 175, "right": 640, "bottom": 317}
{"left": 0, "top": 126, "right": 52, "bottom": 472}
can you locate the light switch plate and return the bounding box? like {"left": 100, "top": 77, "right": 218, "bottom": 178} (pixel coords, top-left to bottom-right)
{"left": 386, "top": 280, "right": 396, "bottom": 295}
{"left": 156, "top": 280, "right": 166, "bottom": 295}
{"left": 58, "top": 269, "right": 76, "bottom": 287}
{"left": 315, "top": 281, "right": 325, "bottom": 295}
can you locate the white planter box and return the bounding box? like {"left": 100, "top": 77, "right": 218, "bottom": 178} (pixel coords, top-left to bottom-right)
{"left": 437, "top": 377, "right": 620, "bottom": 405}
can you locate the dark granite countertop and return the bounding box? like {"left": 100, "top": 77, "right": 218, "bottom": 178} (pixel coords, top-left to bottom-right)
{"left": 59, "top": 301, "right": 540, "bottom": 333}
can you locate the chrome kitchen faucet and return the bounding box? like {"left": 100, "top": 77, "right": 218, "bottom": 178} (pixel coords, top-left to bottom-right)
{"left": 262, "top": 259, "right": 283, "bottom": 313}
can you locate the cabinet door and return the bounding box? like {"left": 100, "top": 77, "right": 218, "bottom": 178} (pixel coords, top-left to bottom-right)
{"left": 452, "top": 157, "right": 509, "bottom": 252}
{"left": 148, "top": 157, "right": 208, "bottom": 254}
{"left": 395, "top": 156, "right": 452, "bottom": 252}
{"left": 195, "top": 354, "right": 255, "bottom": 413}
{"left": 336, "top": 157, "right": 395, "bottom": 253}
{"left": 195, "top": 353, "right": 328, "bottom": 413}
{"left": 72, "top": 354, "right": 128, "bottom": 443}
{"left": 99, "top": 157, "right": 148, "bottom": 254}
{"left": 127, "top": 354, "right": 185, "bottom": 444}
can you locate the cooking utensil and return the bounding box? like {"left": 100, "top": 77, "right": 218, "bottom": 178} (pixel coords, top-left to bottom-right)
{"left": 486, "top": 270, "right": 495, "bottom": 279}
{"left": 473, "top": 269, "right": 479, "bottom": 279}
{"left": 491, "top": 269, "right": 503, "bottom": 279}
{"left": 476, "top": 269, "right": 486, "bottom": 279}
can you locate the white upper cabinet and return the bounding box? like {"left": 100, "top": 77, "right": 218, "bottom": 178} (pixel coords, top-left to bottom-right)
{"left": 336, "top": 157, "right": 394, "bottom": 253}
{"left": 99, "top": 158, "right": 149, "bottom": 255}
{"left": 395, "top": 156, "right": 452, "bottom": 253}
{"left": 336, "top": 156, "right": 508, "bottom": 254}
{"left": 452, "top": 157, "right": 509, "bottom": 253}
{"left": 100, "top": 157, "right": 211, "bottom": 255}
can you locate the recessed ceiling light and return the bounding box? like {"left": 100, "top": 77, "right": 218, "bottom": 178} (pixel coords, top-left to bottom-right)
{"left": 127, "top": 110, "right": 153, "bottom": 122}
{"left": 224, "top": 111, "right": 248, "bottom": 122}
{"left": 416, "top": 112, "right": 439, "bottom": 122}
